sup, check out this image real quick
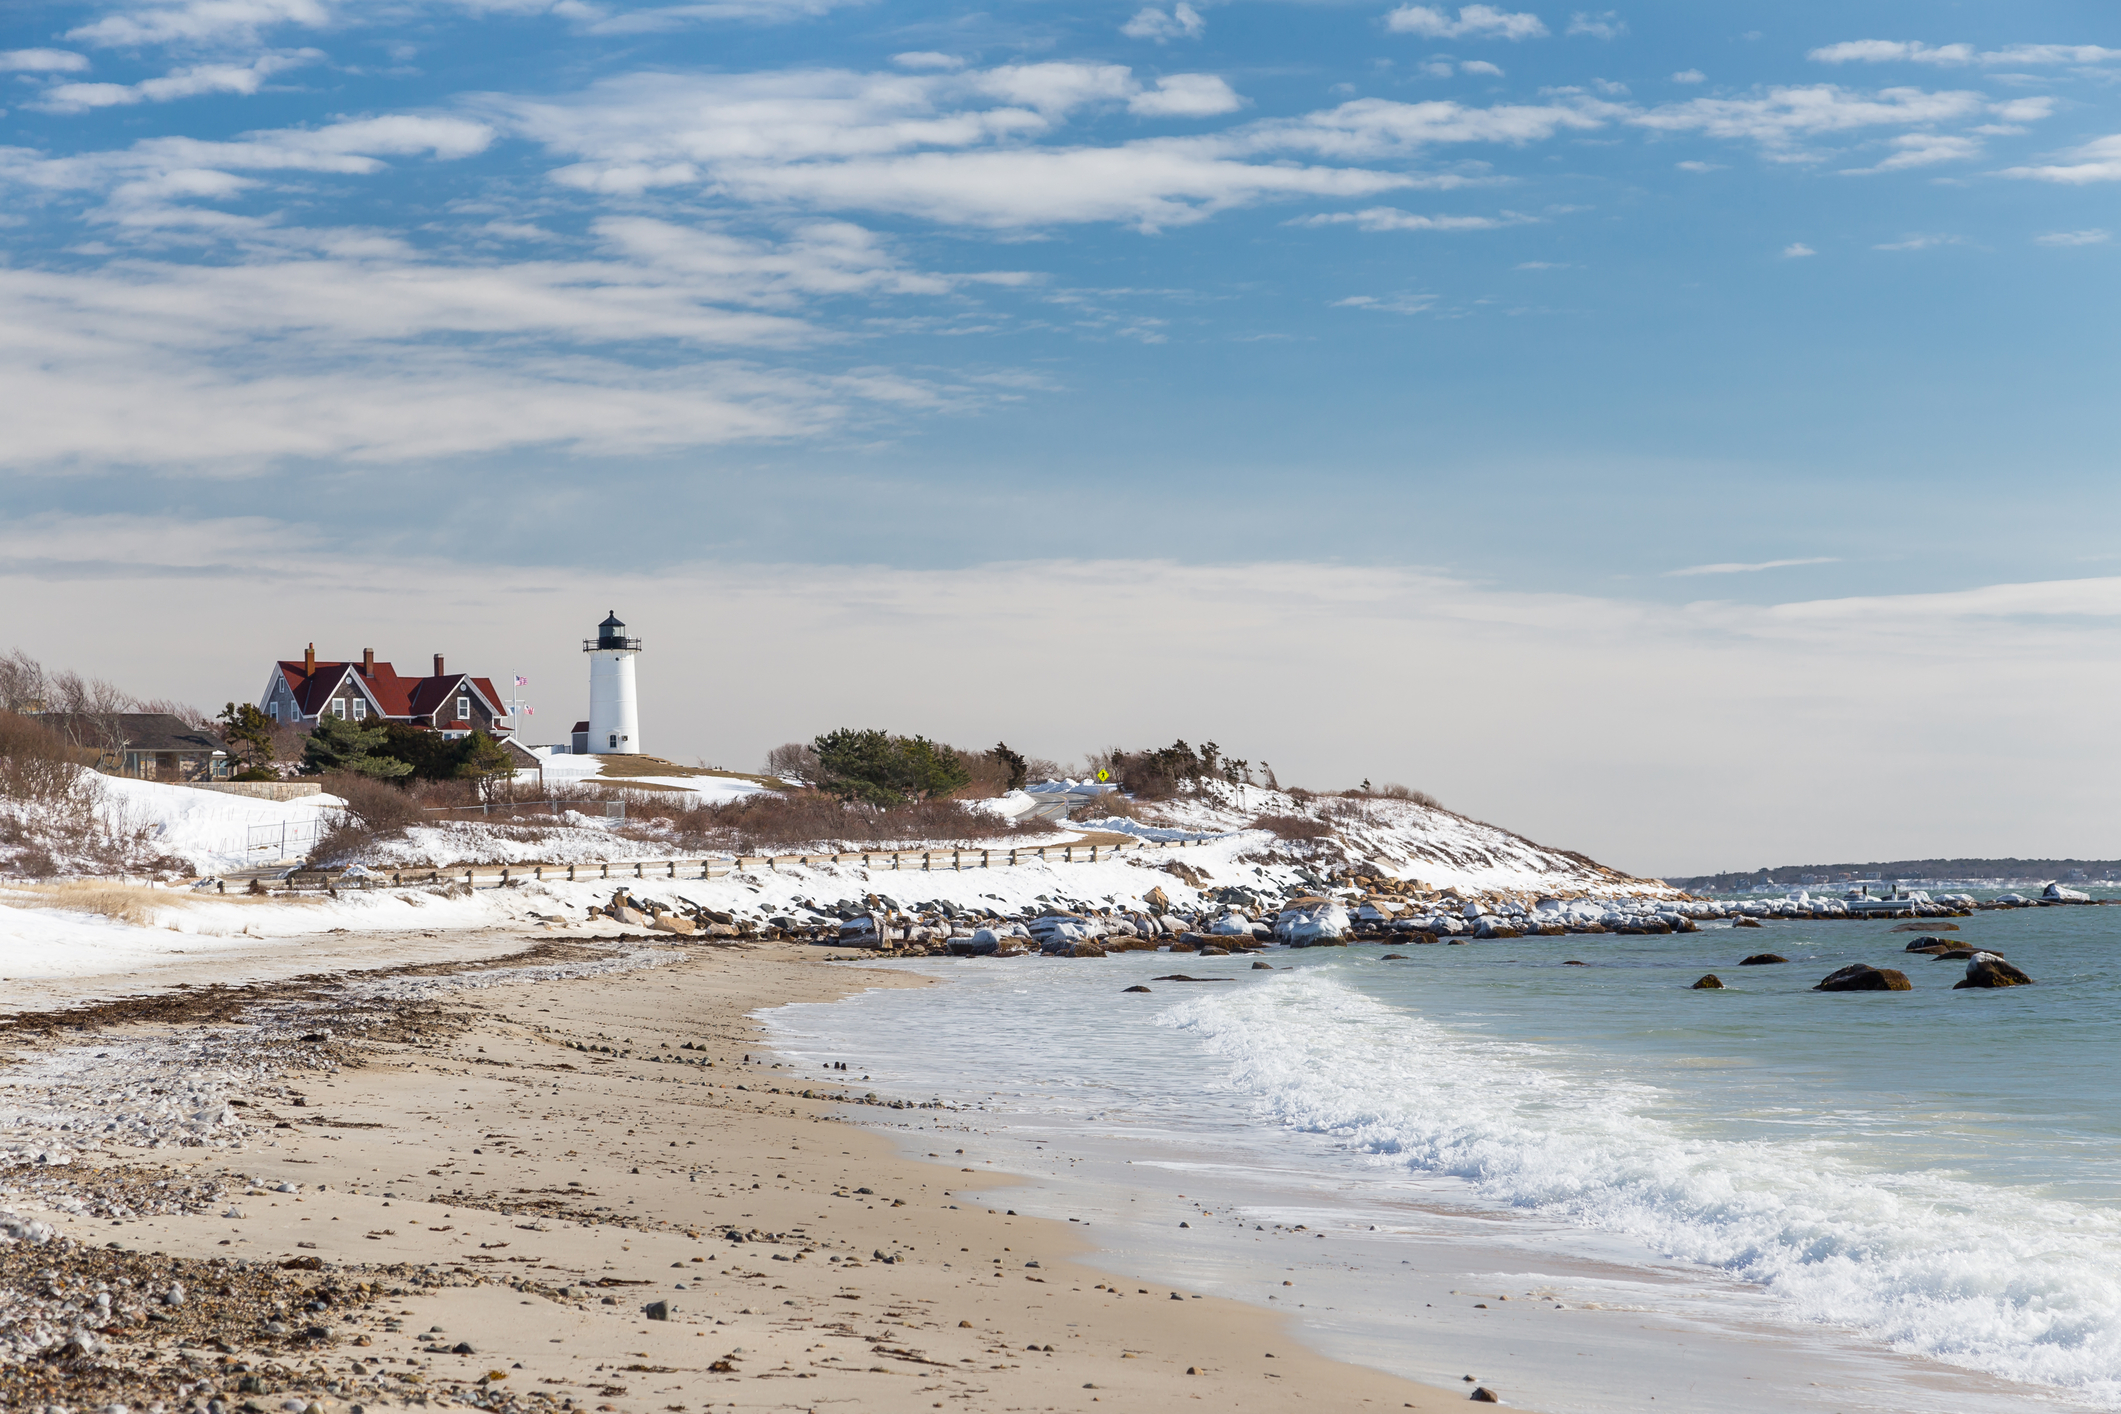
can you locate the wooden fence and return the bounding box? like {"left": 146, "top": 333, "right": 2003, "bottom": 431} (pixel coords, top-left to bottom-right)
{"left": 287, "top": 836, "right": 1206, "bottom": 890}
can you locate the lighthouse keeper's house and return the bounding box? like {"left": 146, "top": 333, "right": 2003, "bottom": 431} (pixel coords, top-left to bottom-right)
{"left": 260, "top": 646, "right": 513, "bottom": 740}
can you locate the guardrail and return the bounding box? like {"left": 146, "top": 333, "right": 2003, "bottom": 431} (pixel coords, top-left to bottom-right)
{"left": 280, "top": 835, "right": 1208, "bottom": 890}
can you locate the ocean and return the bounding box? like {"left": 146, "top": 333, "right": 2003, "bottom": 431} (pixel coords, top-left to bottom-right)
{"left": 764, "top": 903, "right": 2121, "bottom": 1413}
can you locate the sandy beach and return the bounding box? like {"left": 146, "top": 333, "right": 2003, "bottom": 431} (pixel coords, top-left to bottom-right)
{"left": 0, "top": 931, "right": 1502, "bottom": 1414}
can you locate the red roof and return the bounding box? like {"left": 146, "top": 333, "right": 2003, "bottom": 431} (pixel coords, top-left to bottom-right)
{"left": 275, "top": 659, "right": 507, "bottom": 727}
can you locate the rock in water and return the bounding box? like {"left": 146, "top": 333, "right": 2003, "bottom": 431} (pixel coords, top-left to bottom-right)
{"left": 1122, "top": 985, "right": 1151, "bottom": 993}
{"left": 1738, "top": 953, "right": 1788, "bottom": 966}
{"left": 1814, "top": 964, "right": 1913, "bottom": 992}
{"left": 1955, "top": 957, "right": 2035, "bottom": 989}
{"left": 1902, "top": 936, "right": 1959, "bottom": 953}
{"left": 1734, "top": 918, "right": 1763, "bottom": 928}
{"left": 1691, "top": 974, "right": 1726, "bottom": 990}
{"left": 1469, "top": 1389, "right": 1502, "bottom": 1403}
{"left": 1252, "top": 960, "right": 1275, "bottom": 969}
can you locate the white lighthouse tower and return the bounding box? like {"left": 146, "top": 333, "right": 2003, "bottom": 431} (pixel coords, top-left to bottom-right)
{"left": 584, "top": 610, "right": 642, "bottom": 755}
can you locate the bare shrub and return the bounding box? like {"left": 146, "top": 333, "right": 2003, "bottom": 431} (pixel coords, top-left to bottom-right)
{"left": 311, "top": 772, "right": 429, "bottom": 863}
{"left": 0, "top": 710, "right": 92, "bottom": 807}
{"left": 1248, "top": 812, "right": 1333, "bottom": 841}
{"left": 1376, "top": 782, "right": 1445, "bottom": 810}
{"left": 653, "top": 794, "right": 1058, "bottom": 855}
{"left": 1022, "top": 757, "right": 1064, "bottom": 783}
{"left": 0, "top": 650, "right": 47, "bottom": 713}
{"left": 763, "top": 741, "right": 822, "bottom": 786}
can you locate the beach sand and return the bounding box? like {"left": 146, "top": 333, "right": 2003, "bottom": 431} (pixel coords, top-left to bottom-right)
{"left": 2, "top": 934, "right": 1506, "bottom": 1413}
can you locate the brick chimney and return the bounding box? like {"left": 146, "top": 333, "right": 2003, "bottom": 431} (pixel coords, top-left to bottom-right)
{"left": 305, "top": 643, "right": 315, "bottom": 675}
{"left": 362, "top": 648, "right": 375, "bottom": 677}
{"left": 433, "top": 654, "right": 445, "bottom": 677}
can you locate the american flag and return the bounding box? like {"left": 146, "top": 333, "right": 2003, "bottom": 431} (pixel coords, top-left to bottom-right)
{"left": 513, "top": 674, "right": 529, "bottom": 686}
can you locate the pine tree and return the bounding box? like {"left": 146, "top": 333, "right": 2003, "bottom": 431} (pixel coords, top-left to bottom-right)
{"left": 453, "top": 730, "right": 516, "bottom": 796}
{"left": 217, "top": 702, "right": 277, "bottom": 771}
{"left": 301, "top": 713, "right": 414, "bottom": 779}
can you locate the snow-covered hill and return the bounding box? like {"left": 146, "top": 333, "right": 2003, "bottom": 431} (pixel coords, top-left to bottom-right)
{"left": 1098, "top": 779, "right": 1668, "bottom": 899}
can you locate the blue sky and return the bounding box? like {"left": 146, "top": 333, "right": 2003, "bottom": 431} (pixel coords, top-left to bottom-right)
{"left": 4, "top": 0, "right": 2119, "bottom": 872}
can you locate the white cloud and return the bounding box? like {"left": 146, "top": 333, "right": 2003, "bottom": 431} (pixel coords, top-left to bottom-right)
{"left": 33, "top": 51, "right": 321, "bottom": 113}
{"left": 1291, "top": 206, "right": 1529, "bottom": 231}
{"left": 1671, "top": 68, "right": 1704, "bottom": 83}
{"left": 706, "top": 143, "right": 1412, "bottom": 231}
{"left": 1460, "top": 59, "right": 1504, "bottom": 76}
{"left": 1332, "top": 292, "right": 1438, "bottom": 313}
{"left": 67, "top": 0, "right": 330, "bottom": 48}
{"left": 0, "top": 211, "right": 1029, "bottom": 472}
{"left": 0, "top": 49, "right": 91, "bottom": 72}
{"left": 2000, "top": 133, "right": 2121, "bottom": 183}
{"left": 1872, "top": 234, "right": 1960, "bottom": 250}
{"left": 1566, "top": 10, "right": 1624, "bottom": 40}
{"left": 1839, "top": 132, "right": 1982, "bottom": 174}
{"left": 1128, "top": 73, "right": 1243, "bottom": 117}
{"left": 1121, "top": 3, "right": 1204, "bottom": 42}
{"left": 2034, "top": 228, "right": 2110, "bottom": 246}
{"left": 1385, "top": 5, "right": 1547, "bottom": 41}
{"left": 1781, "top": 242, "right": 1814, "bottom": 257}
{"left": 1674, "top": 159, "right": 1723, "bottom": 171}
{"left": 1630, "top": 84, "right": 1987, "bottom": 157}
{"left": 497, "top": 67, "right": 1589, "bottom": 231}
{"left": 1241, "top": 93, "right": 1614, "bottom": 159}
{"left": 892, "top": 52, "right": 964, "bottom": 72}
{"left": 1810, "top": 39, "right": 2121, "bottom": 67}
{"left": 1665, "top": 557, "right": 1838, "bottom": 577}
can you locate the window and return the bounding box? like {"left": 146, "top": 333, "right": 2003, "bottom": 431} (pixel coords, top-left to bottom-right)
{"left": 457, "top": 695, "right": 470, "bottom": 721}
{"left": 609, "top": 733, "right": 618, "bottom": 749}
{"left": 352, "top": 699, "right": 367, "bottom": 721}
{"left": 333, "top": 700, "right": 346, "bottom": 719}
{"left": 267, "top": 702, "right": 279, "bottom": 721}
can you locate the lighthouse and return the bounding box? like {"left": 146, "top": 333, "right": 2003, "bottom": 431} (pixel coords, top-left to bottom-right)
{"left": 583, "top": 610, "right": 642, "bottom": 755}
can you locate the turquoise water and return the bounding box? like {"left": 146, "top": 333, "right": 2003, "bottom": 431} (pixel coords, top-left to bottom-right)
{"left": 768, "top": 906, "right": 2121, "bottom": 1410}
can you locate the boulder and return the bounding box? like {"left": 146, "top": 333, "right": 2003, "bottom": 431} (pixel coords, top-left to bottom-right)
{"left": 1901, "top": 936, "right": 1961, "bottom": 953}
{"left": 1892, "top": 920, "right": 1957, "bottom": 933}
{"left": 1144, "top": 886, "right": 1172, "bottom": 915}
{"left": 610, "top": 905, "right": 647, "bottom": 927}
{"left": 1954, "top": 956, "right": 2035, "bottom": 989}
{"left": 651, "top": 914, "right": 696, "bottom": 936}
{"left": 1691, "top": 975, "right": 1725, "bottom": 990}
{"left": 1737, "top": 953, "right": 1787, "bottom": 966}
{"left": 1274, "top": 902, "right": 1352, "bottom": 947}
{"left": 1814, "top": 964, "right": 1912, "bottom": 992}
{"left": 1733, "top": 918, "right": 1762, "bottom": 929}
{"left": 1122, "top": 985, "right": 1151, "bottom": 994}
{"left": 1252, "top": 960, "right": 1275, "bottom": 970}
{"left": 1040, "top": 938, "right": 1107, "bottom": 958}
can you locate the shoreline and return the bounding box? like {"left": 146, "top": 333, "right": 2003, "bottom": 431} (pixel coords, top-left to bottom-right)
{"left": 0, "top": 932, "right": 1500, "bottom": 1413}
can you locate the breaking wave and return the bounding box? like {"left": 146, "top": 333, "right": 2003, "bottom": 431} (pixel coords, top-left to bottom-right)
{"left": 1160, "top": 971, "right": 2121, "bottom": 1404}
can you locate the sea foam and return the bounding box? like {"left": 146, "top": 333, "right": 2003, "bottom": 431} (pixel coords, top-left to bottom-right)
{"left": 1160, "top": 971, "right": 2121, "bottom": 1403}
